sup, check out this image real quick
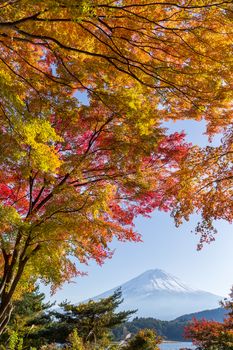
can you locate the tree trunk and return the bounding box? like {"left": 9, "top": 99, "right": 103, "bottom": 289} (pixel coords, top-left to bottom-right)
{"left": 0, "top": 278, "right": 23, "bottom": 334}
{"left": 0, "top": 255, "right": 29, "bottom": 334}
{"left": 0, "top": 303, "right": 13, "bottom": 335}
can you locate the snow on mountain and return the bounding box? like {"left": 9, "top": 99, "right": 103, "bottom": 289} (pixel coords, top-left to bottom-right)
{"left": 86, "top": 269, "right": 222, "bottom": 320}
{"left": 120, "top": 269, "right": 195, "bottom": 294}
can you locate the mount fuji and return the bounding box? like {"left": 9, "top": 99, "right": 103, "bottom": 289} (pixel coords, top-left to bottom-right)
{"left": 87, "top": 269, "right": 222, "bottom": 320}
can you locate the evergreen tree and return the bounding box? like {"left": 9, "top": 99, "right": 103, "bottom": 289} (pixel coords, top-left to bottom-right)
{"left": 0, "top": 286, "right": 54, "bottom": 348}
{"left": 35, "top": 289, "right": 136, "bottom": 346}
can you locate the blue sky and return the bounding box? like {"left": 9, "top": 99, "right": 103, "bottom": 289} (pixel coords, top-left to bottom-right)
{"left": 42, "top": 119, "right": 233, "bottom": 305}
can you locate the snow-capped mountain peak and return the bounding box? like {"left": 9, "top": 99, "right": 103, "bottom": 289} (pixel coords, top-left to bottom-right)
{"left": 87, "top": 269, "right": 222, "bottom": 320}
{"left": 123, "top": 269, "right": 195, "bottom": 294}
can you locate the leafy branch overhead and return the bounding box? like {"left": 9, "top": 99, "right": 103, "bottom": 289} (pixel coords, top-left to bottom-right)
{"left": 0, "top": 1, "right": 232, "bottom": 123}
{"left": 0, "top": 0, "right": 232, "bottom": 335}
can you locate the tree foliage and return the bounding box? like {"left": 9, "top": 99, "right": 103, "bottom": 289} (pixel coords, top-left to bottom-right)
{"left": 123, "top": 329, "right": 162, "bottom": 350}
{"left": 185, "top": 293, "right": 233, "bottom": 350}
{"left": 0, "top": 0, "right": 232, "bottom": 123}
{"left": 171, "top": 127, "right": 233, "bottom": 248}
{"left": 0, "top": 286, "right": 53, "bottom": 348}
{"left": 33, "top": 289, "right": 135, "bottom": 347}
{"left": 0, "top": 288, "right": 135, "bottom": 348}
{"left": 0, "top": 0, "right": 232, "bottom": 333}
{"left": 113, "top": 316, "right": 188, "bottom": 342}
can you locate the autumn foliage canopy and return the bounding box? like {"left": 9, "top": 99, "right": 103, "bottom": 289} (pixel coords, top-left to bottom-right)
{"left": 0, "top": 0, "right": 232, "bottom": 333}
{"left": 185, "top": 292, "right": 233, "bottom": 349}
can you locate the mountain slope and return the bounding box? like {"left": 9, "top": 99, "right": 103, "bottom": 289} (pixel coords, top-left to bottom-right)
{"left": 88, "top": 269, "right": 222, "bottom": 320}
{"left": 175, "top": 307, "right": 228, "bottom": 323}
{"left": 113, "top": 308, "right": 228, "bottom": 341}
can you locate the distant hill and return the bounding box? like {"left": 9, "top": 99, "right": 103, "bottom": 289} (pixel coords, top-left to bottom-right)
{"left": 88, "top": 269, "right": 222, "bottom": 320}
{"left": 113, "top": 317, "right": 187, "bottom": 342}
{"left": 175, "top": 307, "right": 228, "bottom": 323}
{"left": 113, "top": 307, "right": 228, "bottom": 342}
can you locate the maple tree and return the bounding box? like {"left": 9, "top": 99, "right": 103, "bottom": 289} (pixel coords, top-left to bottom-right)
{"left": 185, "top": 319, "right": 233, "bottom": 349}
{"left": 0, "top": 0, "right": 232, "bottom": 335}
{"left": 171, "top": 125, "right": 233, "bottom": 249}
{"left": 184, "top": 292, "right": 233, "bottom": 349}
{"left": 0, "top": 0, "right": 232, "bottom": 123}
